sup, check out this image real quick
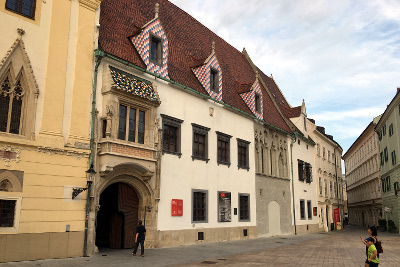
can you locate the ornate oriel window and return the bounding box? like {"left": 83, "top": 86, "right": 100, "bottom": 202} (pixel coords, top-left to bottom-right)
{"left": 118, "top": 104, "right": 145, "bottom": 144}
{"left": 0, "top": 72, "right": 24, "bottom": 135}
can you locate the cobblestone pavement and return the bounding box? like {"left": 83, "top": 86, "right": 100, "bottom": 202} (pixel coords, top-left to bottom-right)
{"left": 1, "top": 226, "right": 399, "bottom": 267}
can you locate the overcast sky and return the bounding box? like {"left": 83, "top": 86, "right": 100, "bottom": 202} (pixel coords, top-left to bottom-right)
{"left": 169, "top": 0, "right": 400, "bottom": 156}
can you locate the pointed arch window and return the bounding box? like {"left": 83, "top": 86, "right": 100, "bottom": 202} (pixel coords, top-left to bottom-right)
{"left": 0, "top": 72, "right": 24, "bottom": 135}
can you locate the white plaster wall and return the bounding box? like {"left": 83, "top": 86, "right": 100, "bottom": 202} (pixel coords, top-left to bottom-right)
{"left": 288, "top": 134, "right": 319, "bottom": 227}
{"left": 154, "top": 78, "right": 256, "bottom": 231}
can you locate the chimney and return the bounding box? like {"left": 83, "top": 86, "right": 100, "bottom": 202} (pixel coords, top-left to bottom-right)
{"left": 397, "top": 87, "right": 400, "bottom": 93}
{"left": 317, "top": 126, "right": 325, "bottom": 134}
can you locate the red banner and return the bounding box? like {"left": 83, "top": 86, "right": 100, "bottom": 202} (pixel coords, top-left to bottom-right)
{"left": 171, "top": 199, "right": 183, "bottom": 216}
{"left": 334, "top": 208, "right": 340, "bottom": 229}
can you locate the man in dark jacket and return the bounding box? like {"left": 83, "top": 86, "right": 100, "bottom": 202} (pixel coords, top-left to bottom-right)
{"left": 132, "top": 220, "right": 146, "bottom": 257}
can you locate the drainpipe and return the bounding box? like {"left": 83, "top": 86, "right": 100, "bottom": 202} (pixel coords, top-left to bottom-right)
{"left": 334, "top": 146, "right": 340, "bottom": 228}
{"left": 84, "top": 51, "right": 103, "bottom": 257}
{"left": 290, "top": 132, "right": 298, "bottom": 235}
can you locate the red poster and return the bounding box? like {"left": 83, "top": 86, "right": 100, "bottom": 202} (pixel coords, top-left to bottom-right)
{"left": 334, "top": 208, "right": 340, "bottom": 229}
{"left": 171, "top": 199, "right": 183, "bottom": 216}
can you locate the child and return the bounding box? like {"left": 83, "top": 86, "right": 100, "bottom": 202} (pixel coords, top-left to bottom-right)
{"left": 364, "top": 237, "right": 379, "bottom": 267}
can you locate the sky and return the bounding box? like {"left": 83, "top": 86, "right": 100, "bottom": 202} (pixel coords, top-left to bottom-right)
{"left": 169, "top": 0, "right": 400, "bottom": 157}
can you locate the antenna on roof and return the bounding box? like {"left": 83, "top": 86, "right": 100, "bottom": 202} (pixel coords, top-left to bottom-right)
{"left": 212, "top": 41, "right": 215, "bottom": 54}
{"left": 155, "top": 3, "right": 159, "bottom": 18}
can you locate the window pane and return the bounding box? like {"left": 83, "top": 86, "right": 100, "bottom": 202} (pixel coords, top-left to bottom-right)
{"left": 239, "top": 195, "right": 249, "bottom": 220}
{"left": 0, "top": 199, "right": 16, "bottom": 227}
{"left": 118, "top": 105, "right": 127, "bottom": 140}
{"left": 128, "top": 108, "right": 136, "bottom": 142}
{"left": 0, "top": 95, "right": 9, "bottom": 132}
{"left": 300, "top": 200, "right": 305, "bottom": 219}
{"left": 193, "top": 192, "right": 206, "bottom": 221}
{"left": 6, "top": 0, "right": 19, "bottom": 11}
{"left": 21, "top": 0, "right": 35, "bottom": 17}
{"left": 138, "top": 110, "right": 145, "bottom": 144}
{"left": 9, "top": 98, "right": 22, "bottom": 134}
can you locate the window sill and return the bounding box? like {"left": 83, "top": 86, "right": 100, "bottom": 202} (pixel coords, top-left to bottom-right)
{"left": 239, "top": 219, "right": 250, "bottom": 222}
{"left": 238, "top": 165, "right": 249, "bottom": 171}
{"left": 217, "top": 161, "right": 230, "bottom": 167}
{"left": 163, "top": 150, "right": 182, "bottom": 158}
{"left": 192, "top": 156, "right": 210, "bottom": 163}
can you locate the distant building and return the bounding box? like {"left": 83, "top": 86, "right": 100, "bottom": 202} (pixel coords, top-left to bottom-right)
{"left": 343, "top": 115, "right": 383, "bottom": 227}
{"left": 375, "top": 89, "right": 400, "bottom": 232}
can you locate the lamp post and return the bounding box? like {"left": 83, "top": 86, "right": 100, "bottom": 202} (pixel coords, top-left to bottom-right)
{"left": 83, "top": 164, "right": 95, "bottom": 257}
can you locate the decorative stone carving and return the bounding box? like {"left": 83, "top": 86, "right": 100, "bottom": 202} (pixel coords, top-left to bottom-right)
{"left": 37, "top": 147, "right": 89, "bottom": 159}
{"left": 0, "top": 146, "right": 20, "bottom": 166}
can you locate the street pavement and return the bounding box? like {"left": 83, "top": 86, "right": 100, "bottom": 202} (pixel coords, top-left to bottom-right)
{"left": 1, "top": 226, "right": 399, "bottom": 266}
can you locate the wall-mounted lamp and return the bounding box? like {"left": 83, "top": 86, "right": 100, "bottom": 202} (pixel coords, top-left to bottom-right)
{"left": 72, "top": 164, "right": 96, "bottom": 199}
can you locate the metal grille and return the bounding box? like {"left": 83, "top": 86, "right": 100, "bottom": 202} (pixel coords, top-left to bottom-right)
{"left": 0, "top": 199, "right": 16, "bottom": 227}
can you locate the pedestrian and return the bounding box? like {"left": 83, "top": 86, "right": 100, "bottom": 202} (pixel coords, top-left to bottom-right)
{"left": 132, "top": 220, "right": 146, "bottom": 257}
{"left": 362, "top": 237, "right": 379, "bottom": 266}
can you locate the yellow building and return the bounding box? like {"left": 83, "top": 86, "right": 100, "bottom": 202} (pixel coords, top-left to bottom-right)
{"left": 0, "top": 0, "right": 101, "bottom": 262}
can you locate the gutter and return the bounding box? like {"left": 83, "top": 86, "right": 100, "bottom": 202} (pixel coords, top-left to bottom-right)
{"left": 290, "top": 131, "right": 298, "bottom": 235}
{"left": 95, "top": 49, "right": 293, "bottom": 137}
{"left": 84, "top": 51, "right": 103, "bottom": 257}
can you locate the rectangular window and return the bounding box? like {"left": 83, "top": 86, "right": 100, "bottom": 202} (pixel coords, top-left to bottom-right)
{"left": 305, "top": 163, "right": 312, "bottom": 183}
{"left": 389, "top": 123, "right": 393, "bottom": 137}
{"left": 317, "top": 144, "right": 320, "bottom": 156}
{"left": 324, "top": 179, "right": 327, "bottom": 196}
{"left": 150, "top": 35, "right": 162, "bottom": 65}
{"left": 392, "top": 150, "right": 396, "bottom": 165}
{"left": 384, "top": 147, "right": 388, "bottom": 162}
{"left": 380, "top": 151, "right": 384, "bottom": 165}
{"left": 118, "top": 104, "right": 145, "bottom": 144}
{"left": 323, "top": 147, "right": 326, "bottom": 159}
{"left": 0, "top": 199, "right": 16, "bottom": 227}
{"left": 382, "top": 124, "right": 386, "bottom": 136}
{"left": 300, "top": 200, "right": 305, "bottom": 220}
{"left": 237, "top": 139, "right": 250, "bottom": 169}
{"left": 328, "top": 150, "right": 330, "bottom": 162}
{"left": 239, "top": 194, "right": 250, "bottom": 221}
{"left": 307, "top": 200, "right": 312, "bottom": 220}
{"left": 319, "top": 178, "right": 322, "bottom": 195}
{"left": 217, "top": 132, "right": 231, "bottom": 166}
{"left": 330, "top": 181, "right": 333, "bottom": 198}
{"left": 210, "top": 68, "right": 219, "bottom": 93}
{"left": 386, "top": 176, "right": 391, "bottom": 191}
{"left": 6, "top": 0, "right": 36, "bottom": 19}
{"left": 161, "top": 114, "right": 183, "bottom": 156}
{"left": 382, "top": 178, "right": 386, "bottom": 193}
{"left": 192, "top": 124, "right": 210, "bottom": 161}
{"left": 255, "top": 93, "right": 261, "bottom": 113}
{"left": 192, "top": 190, "right": 207, "bottom": 223}
{"left": 298, "top": 160, "right": 304, "bottom": 181}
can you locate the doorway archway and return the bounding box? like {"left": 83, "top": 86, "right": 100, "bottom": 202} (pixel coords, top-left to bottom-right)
{"left": 96, "top": 182, "right": 139, "bottom": 249}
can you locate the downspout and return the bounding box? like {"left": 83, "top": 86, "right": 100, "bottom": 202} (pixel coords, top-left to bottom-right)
{"left": 290, "top": 132, "right": 298, "bottom": 235}
{"left": 84, "top": 51, "right": 103, "bottom": 257}
{"left": 334, "top": 146, "right": 340, "bottom": 228}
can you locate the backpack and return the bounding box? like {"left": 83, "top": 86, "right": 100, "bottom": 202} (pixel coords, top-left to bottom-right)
{"left": 375, "top": 240, "right": 383, "bottom": 254}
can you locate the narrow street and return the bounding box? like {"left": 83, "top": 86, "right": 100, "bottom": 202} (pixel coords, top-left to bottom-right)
{"left": 1, "top": 226, "right": 399, "bottom": 267}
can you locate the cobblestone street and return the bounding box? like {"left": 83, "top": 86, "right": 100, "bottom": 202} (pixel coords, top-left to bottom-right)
{"left": 1, "top": 226, "right": 399, "bottom": 267}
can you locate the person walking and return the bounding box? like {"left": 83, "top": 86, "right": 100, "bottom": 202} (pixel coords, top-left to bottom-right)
{"left": 363, "top": 237, "right": 379, "bottom": 266}
{"left": 132, "top": 220, "right": 146, "bottom": 257}
{"left": 361, "top": 226, "right": 378, "bottom": 267}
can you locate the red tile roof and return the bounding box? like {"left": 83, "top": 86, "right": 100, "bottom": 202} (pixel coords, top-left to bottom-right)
{"left": 280, "top": 105, "right": 302, "bottom": 119}
{"left": 99, "top": 0, "right": 292, "bottom": 134}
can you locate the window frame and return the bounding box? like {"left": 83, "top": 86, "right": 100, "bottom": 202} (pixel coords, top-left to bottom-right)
{"left": 389, "top": 123, "right": 393, "bottom": 137}
{"left": 0, "top": 196, "right": 21, "bottom": 233}
{"left": 161, "top": 114, "right": 183, "bottom": 157}
{"left": 238, "top": 193, "right": 250, "bottom": 222}
{"left": 216, "top": 131, "right": 231, "bottom": 166}
{"left": 300, "top": 199, "right": 305, "bottom": 220}
{"left": 192, "top": 189, "right": 208, "bottom": 223}
{"left": 210, "top": 68, "right": 219, "bottom": 93}
{"left": 237, "top": 138, "right": 250, "bottom": 170}
{"left": 191, "top": 123, "right": 210, "bottom": 162}
{"left": 255, "top": 93, "right": 261, "bottom": 113}
{"left": 384, "top": 147, "right": 388, "bottom": 162}
{"left": 118, "top": 103, "right": 146, "bottom": 144}
{"left": 149, "top": 33, "right": 163, "bottom": 66}
{"left": 392, "top": 150, "right": 396, "bottom": 165}
{"left": 307, "top": 200, "right": 312, "bottom": 220}
{"left": 5, "top": 0, "right": 36, "bottom": 19}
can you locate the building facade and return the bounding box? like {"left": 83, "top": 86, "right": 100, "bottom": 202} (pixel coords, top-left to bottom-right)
{"left": 307, "top": 118, "right": 344, "bottom": 231}
{"left": 343, "top": 116, "right": 383, "bottom": 228}
{"left": 0, "top": 0, "right": 101, "bottom": 262}
{"left": 375, "top": 89, "right": 400, "bottom": 232}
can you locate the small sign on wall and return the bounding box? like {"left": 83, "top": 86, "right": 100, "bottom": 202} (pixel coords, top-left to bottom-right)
{"left": 172, "top": 199, "right": 183, "bottom": 216}
{"left": 313, "top": 207, "right": 317, "bottom": 216}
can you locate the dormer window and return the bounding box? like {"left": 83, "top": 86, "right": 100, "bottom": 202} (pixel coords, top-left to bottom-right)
{"left": 210, "top": 68, "right": 219, "bottom": 93}
{"left": 150, "top": 34, "right": 162, "bottom": 65}
{"left": 255, "top": 93, "right": 261, "bottom": 113}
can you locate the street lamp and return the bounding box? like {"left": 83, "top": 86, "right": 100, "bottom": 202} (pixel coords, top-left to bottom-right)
{"left": 71, "top": 164, "right": 96, "bottom": 199}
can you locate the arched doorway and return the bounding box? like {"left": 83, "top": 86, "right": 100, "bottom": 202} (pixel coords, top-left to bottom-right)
{"left": 96, "top": 182, "right": 139, "bottom": 249}
{"left": 268, "top": 201, "right": 281, "bottom": 235}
